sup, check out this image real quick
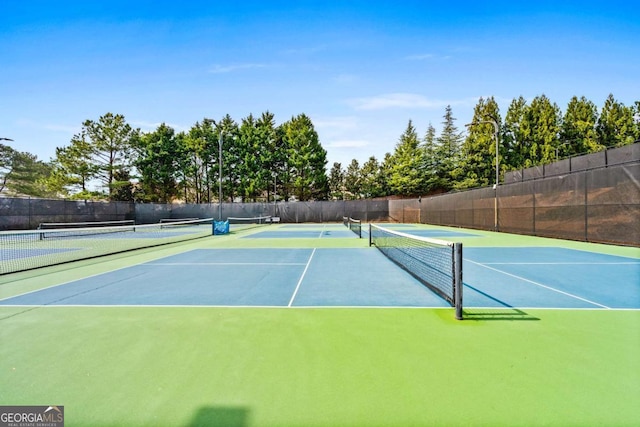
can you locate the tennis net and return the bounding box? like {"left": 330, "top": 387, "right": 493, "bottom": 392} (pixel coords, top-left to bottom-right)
{"left": 342, "top": 217, "right": 362, "bottom": 238}
{"left": 159, "top": 218, "right": 199, "bottom": 224}
{"left": 38, "top": 219, "right": 135, "bottom": 229}
{"left": 369, "top": 224, "right": 463, "bottom": 319}
{"left": 0, "top": 218, "right": 213, "bottom": 275}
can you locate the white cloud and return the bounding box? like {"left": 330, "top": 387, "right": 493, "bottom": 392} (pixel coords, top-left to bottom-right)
{"left": 347, "top": 93, "right": 481, "bottom": 111}
{"left": 16, "top": 118, "right": 78, "bottom": 134}
{"left": 404, "top": 53, "right": 435, "bottom": 60}
{"left": 314, "top": 116, "right": 359, "bottom": 131}
{"left": 208, "top": 63, "right": 268, "bottom": 73}
{"left": 347, "top": 93, "right": 445, "bottom": 110}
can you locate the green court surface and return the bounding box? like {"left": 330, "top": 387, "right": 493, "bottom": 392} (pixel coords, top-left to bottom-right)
{"left": 1, "top": 223, "right": 639, "bottom": 426}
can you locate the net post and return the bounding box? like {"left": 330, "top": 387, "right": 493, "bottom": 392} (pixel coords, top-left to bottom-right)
{"left": 453, "top": 242, "right": 463, "bottom": 320}
{"left": 368, "top": 223, "right": 372, "bottom": 246}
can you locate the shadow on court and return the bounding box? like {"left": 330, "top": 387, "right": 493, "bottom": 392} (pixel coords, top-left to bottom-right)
{"left": 187, "top": 406, "right": 249, "bottom": 427}
{"left": 462, "top": 308, "right": 540, "bottom": 321}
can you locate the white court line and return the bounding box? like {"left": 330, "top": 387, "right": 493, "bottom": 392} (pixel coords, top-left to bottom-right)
{"left": 318, "top": 224, "right": 326, "bottom": 239}
{"left": 482, "top": 262, "right": 639, "bottom": 265}
{"left": 466, "top": 259, "right": 611, "bottom": 309}
{"left": 288, "top": 248, "right": 316, "bottom": 307}
{"left": 3, "top": 304, "right": 637, "bottom": 311}
{"left": 145, "top": 262, "right": 306, "bottom": 266}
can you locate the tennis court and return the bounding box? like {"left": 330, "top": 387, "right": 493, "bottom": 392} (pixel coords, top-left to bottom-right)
{"left": 1, "top": 244, "right": 637, "bottom": 310}
{"left": 1, "top": 222, "right": 638, "bottom": 426}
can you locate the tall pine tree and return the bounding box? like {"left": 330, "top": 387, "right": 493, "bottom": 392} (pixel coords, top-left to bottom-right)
{"left": 360, "top": 156, "right": 385, "bottom": 198}
{"left": 133, "top": 123, "right": 182, "bottom": 203}
{"left": 344, "top": 159, "right": 361, "bottom": 199}
{"left": 503, "top": 96, "right": 528, "bottom": 170}
{"left": 456, "top": 97, "right": 501, "bottom": 188}
{"left": 328, "top": 162, "right": 344, "bottom": 200}
{"left": 521, "top": 95, "right": 561, "bottom": 166}
{"left": 388, "top": 120, "right": 424, "bottom": 196}
{"left": 82, "top": 113, "right": 138, "bottom": 200}
{"left": 282, "top": 114, "right": 328, "bottom": 201}
{"left": 561, "top": 96, "right": 600, "bottom": 156}
{"left": 597, "top": 94, "right": 636, "bottom": 147}
{"left": 435, "top": 106, "right": 463, "bottom": 191}
{"left": 420, "top": 123, "right": 443, "bottom": 193}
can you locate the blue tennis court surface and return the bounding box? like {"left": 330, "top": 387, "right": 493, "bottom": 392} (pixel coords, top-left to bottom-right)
{"left": 1, "top": 246, "right": 638, "bottom": 310}
{"left": 463, "top": 247, "right": 640, "bottom": 309}
{"left": 244, "top": 229, "right": 355, "bottom": 239}
{"left": 0, "top": 248, "right": 448, "bottom": 307}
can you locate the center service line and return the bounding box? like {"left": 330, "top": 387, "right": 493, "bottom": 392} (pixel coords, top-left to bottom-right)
{"left": 288, "top": 248, "right": 316, "bottom": 307}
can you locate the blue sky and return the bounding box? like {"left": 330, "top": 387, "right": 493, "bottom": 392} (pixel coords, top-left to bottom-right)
{"left": 1, "top": 1, "right": 638, "bottom": 168}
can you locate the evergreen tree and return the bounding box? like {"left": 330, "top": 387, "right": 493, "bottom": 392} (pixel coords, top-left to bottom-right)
{"left": 388, "top": 120, "right": 424, "bottom": 196}
{"left": 133, "top": 123, "right": 182, "bottom": 203}
{"left": 434, "top": 106, "right": 464, "bottom": 191}
{"left": 521, "top": 95, "right": 561, "bottom": 166}
{"left": 47, "top": 133, "right": 99, "bottom": 197}
{"left": 328, "top": 162, "right": 344, "bottom": 200}
{"left": 237, "top": 114, "right": 262, "bottom": 202}
{"left": 182, "top": 117, "right": 219, "bottom": 204}
{"left": 634, "top": 101, "right": 640, "bottom": 141}
{"left": 216, "top": 115, "right": 240, "bottom": 202}
{"left": 560, "top": 96, "right": 600, "bottom": 156}
{"left": 182, "top": 125, "right": 206, "bottom": 203}
{"left": 360, "top": 156, "right": 385, "bottom": 198}
{"left": 111, "top": 169, "right": 135, "bottom": 202}
{"left": 596, "top": 94, "right": 636, "bottom": 147}
{"left": 199, "top": 118, "right": 220, "bottom": 203}
{"left": 0, "top": 144, "right": 52, "bottom": 197}
{"left": 256, "top": 111, "right": 279, "bottom": 202}
{"left": 379, "top": 152, "right": 393, "bottom": 196}
{"left": 173, "top": 132, "right": 192, "bottom": 202}
{"left": 503, "top": 96, "right": 528, "bottom": 170}
{"left": 420, "top": 123, "right": 442, "bottom": 193}
{"left": 281, "top": 114, "right": 328, "bottom": 201}
{"left": 456, "top": 97, "right": 501, "bottom": 188}
{"left": 344, "top": 159, "right": 361, "bottom": 199}
{"left": 82, "top": 113, "right": 138, "bottom": 200}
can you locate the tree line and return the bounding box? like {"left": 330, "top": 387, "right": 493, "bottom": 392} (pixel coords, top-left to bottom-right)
{"left": 1, "top": 93, "right": 638, "bottom": 201}
{"left": 1, "top": 112, "right": 329, "bottom": 202}
{"left": 332, "top": 94, "right": 639, "bottom": 199}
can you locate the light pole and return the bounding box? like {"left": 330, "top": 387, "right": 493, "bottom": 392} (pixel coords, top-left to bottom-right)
{"left": 466, "top": 118, "right": 500, "bottom": 230}
{"left": 218, "top": 132, "right": 224, "bottom": 220}
{"left": 203, "top": 136, "right": 211, "bottom": 205}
